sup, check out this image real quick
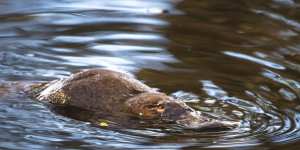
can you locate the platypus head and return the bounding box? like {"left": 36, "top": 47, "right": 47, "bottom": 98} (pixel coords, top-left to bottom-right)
{"left": 125, "top": 93, "right": 239, "bottom": 130}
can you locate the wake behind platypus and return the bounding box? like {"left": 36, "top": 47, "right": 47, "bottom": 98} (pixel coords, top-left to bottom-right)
{"left": 27, "top": 68, "right": 239, "bottom": 130}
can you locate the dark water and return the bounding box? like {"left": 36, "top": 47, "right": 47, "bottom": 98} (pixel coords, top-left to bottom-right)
{"left": 1, "top": 0, "right": 300, "bottom": 149}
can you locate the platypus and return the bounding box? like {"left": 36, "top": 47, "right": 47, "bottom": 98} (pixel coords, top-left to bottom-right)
{"left": 28, "top": 68, "right": 239, "bottom": 130}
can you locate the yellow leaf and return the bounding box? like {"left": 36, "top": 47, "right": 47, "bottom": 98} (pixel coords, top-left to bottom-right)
{"left": 98, "top": 120, "right": 109, "bottom": 127}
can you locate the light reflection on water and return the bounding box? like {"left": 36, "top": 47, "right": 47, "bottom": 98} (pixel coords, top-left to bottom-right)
{"left": 1, "top": 0, "right": 300, "bottom": 149}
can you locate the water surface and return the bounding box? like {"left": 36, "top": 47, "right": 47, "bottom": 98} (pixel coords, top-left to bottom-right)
{"left": 1, "top": 0, "right": 300, "bottom": 149}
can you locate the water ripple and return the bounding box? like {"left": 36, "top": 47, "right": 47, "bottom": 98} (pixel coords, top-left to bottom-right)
{"left": 1, "top": 0, "right": 300, "bottom": 149}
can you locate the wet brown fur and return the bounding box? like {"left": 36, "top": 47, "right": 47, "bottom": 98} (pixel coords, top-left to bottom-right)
{"left": 34, "top": 69, "right": 167, "bottom": 116}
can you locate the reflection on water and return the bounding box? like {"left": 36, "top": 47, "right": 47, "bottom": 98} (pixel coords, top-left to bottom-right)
{"left": 1, "top": 0, "right": 300, "bottom": 149}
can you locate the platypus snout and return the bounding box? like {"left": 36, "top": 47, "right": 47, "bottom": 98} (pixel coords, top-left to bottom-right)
{"left": 174, "top": 111, "right": 240, "bottom": 130}
{"left": 161, "top": 102, "right": 239, "bottom": 130}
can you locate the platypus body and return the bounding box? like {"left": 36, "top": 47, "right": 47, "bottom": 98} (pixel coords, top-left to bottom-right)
{"left": 29, "top": 69, "right": 238, "bottom": 130}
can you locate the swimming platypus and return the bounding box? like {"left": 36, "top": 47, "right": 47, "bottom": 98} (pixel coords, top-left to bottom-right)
{"left": 28, "top": 68, "right": 239, "bottom": 130}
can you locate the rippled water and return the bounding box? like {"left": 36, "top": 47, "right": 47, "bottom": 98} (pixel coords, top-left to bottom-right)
{"left": 1, "top": 0, "right": 300, "bottom": 149}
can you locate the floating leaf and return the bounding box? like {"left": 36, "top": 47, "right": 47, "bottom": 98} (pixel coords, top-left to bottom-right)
{"left": 98, "top": 119, "right": 109, "bottom": 127}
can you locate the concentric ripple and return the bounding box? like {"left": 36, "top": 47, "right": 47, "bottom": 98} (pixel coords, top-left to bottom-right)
{"left": 1, "top": 0, "right": 300, "bottom": 149}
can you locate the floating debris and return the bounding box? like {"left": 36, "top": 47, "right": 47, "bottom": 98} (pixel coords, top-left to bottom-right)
{"left": 98, "top": 120, "right": 109, "bottom": 127}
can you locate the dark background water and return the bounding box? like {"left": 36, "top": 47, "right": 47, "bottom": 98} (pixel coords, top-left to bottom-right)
{"left": 1, "top": 0, "right": 300, "bottom": 149}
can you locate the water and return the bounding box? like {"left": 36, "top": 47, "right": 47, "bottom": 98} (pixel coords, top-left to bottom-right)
{"left": 1, "top": 0, "right": 300, "bottom": 149}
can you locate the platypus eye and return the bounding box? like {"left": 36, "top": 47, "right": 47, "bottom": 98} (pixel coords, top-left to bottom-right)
{"left": 156, "top": 104, "right": 165, "bottom": 113}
